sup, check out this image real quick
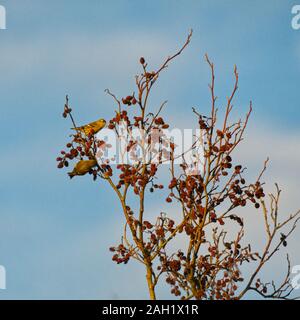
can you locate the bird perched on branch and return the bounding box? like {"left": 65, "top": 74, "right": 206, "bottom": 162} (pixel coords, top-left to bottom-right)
{"left": 68, "top": 159, "right": 98, "bottom": 179}
{"left": 72, "top": 118, "right": 106, "bottom": 136}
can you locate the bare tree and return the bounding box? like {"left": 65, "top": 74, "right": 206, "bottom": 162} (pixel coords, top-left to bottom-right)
{"left": 57, "top": 31, "right": 300, "bottom": 300}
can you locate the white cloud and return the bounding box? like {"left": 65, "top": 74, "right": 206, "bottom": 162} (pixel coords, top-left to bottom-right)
{"left": 0, "top": 32, "right": 174, "bottom": 82}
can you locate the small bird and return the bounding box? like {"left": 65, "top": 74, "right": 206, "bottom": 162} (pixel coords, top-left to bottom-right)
{"left": 71, "top": 118, "right": 106, "bottom": 136}
{"left": 68, "top": 159, "right": 98, "bottom": 179}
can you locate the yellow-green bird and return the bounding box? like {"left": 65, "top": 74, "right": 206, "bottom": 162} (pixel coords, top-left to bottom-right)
{"left": 68, "top": 159, "right": 98, "bottom": 179}
{"left": 72, "top": 118, "right": 106, "bottom": 136}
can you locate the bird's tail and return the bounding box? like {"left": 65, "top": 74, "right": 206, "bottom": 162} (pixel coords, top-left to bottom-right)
{"left": 68, "top": 172, "right": 75, "bottom": 179}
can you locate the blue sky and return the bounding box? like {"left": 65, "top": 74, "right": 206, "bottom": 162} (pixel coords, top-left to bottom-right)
{"left": 0, "top": 0, "right": 299, "bottom": 299}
